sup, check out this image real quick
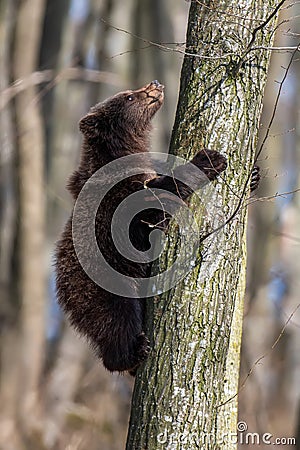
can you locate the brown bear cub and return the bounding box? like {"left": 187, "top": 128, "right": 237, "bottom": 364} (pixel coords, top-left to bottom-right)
{"left": 55, "top": 80, "right": 227, "bottom": 374}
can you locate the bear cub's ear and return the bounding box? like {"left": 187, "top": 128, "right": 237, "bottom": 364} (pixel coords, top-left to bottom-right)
{"left": 79, "top": 113, "right": 99, "bottom": 138}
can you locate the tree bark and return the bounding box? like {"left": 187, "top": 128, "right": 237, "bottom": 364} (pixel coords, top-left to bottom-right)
{"left": 126, "top": 1, "right": 280, "bottom": 449}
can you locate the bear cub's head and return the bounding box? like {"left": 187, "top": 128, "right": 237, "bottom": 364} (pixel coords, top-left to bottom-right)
{"left": 79, "top": 80, "right": 164, "bottom": 141}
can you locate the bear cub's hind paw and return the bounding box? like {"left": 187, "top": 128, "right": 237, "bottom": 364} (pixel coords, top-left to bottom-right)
{"left": 102, "top": 331, "right": 150, "bottom": 375}
{"left": 128, "top": 332, "right": 151, "bottom": 376}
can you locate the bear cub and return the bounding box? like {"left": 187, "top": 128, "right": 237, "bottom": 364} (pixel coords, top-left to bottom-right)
{"left": 55, "top": 80, "right": 228, "bottom": 374}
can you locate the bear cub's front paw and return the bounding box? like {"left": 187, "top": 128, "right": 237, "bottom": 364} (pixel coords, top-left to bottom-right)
{"left": 191, "top": 149, "right": 227, "bottom": 181}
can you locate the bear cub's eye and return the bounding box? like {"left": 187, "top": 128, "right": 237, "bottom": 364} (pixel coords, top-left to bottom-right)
{"left": 127, "top": 94, "right": 134, "bottom": 101}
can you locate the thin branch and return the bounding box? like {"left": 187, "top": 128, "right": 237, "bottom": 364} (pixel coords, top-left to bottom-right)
{"left": 281, "top": 0, "right": 300, "bottom": 9}
{"left": 251, "top": 45, "right": 300, "bottom": 52}
{"left": 247, "top": 186, "right": 300, "bottom": 205}
{"left": 230, "top": 0, "right": 289, "bottom": 75}
{"left": 101, "top": 5, "right": 297, "bottom": 66}
{"left": 272, "top": 230, "right": 300, "bottom": 243}
{"left": 217, "top": 302, "right": 300, "bottom": 408}
{"left": 0, "top": 68, "right": 121, "bottom": 110}
{"left": 199, "top": 43, "right": 299, "bottom": 245}
{"left": 100, "top": 19, "right": 235, "bottom": 61}
{"left": 242, "top": 0, "right": 288, "bottom": 58}
{"left": 255, "top": 42, "right": 300, "bottom": 162}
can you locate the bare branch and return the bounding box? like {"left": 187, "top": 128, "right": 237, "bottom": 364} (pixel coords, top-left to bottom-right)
{"left": 255, "top": 43, "right": 300, "bottom": 162}
{"left": 247, "top": 187, "right": 300, "bottom": 205}
{"left": 272, "top": 230, "right": 300, "bottom": 244}
{"left": 0, "top": 68, "right": 121, "bottom": 110}
{"left": 251, "top": 45, "right": 300, "bottom": 52}
{"left": 100, "top": 19, "right": 235, "bottom": 61}
{"left": 101, "top": 3, "right": 296, "bottom": 68}
{"left": 199, "top": 41, "right": 299, "bottom": 245}
{"left": 218, "top": 302, "right": 300, "bottom": 408}
{"left": 242, "top": 0, "right": 288, "bottom": 57}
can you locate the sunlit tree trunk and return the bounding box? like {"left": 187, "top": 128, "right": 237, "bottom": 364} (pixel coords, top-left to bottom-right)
{"left": 13, "top": 0, "right": 47, "bottom": 441}
{"left": 0, "top": 2, "right": 21, "bottom": 448}
{"left": 126, "top": 1, "right": 280, "bottom": 449}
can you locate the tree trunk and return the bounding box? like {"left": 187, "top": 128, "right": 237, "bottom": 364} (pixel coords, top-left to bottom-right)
{"left": 126, "top": 1, "right": 280, "bottom": 449}
{"left": 0, "top": 5, "right": 21, "bottom": 439}
{"left": 13, "top": 0, "right": 47, "bottom": 441}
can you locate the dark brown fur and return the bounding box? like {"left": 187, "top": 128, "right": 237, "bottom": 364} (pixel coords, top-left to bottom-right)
{"left": 55, "top": 81, "right": 227, "bottom": 373}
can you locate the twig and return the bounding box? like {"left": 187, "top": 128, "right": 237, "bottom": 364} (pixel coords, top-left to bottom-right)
{"left": 247, "top": 187, "right": 300, "bottom": 205}
{"left": 255, "top": 43, "right": 300, "bottom": 162}
{"left": 100, "top": 19, "right": 234, "bottom": 61}
{"left": 199, "top": 42, "right": 299, "bottom": 245}
{"left": 217, "top": 302, "right": 300, "bottom": 408}
{"left": 250, "top": 45, "right": 300, "bottom": 52}
{"left": 242, "top": 0, "right": 288, "bottom": 58}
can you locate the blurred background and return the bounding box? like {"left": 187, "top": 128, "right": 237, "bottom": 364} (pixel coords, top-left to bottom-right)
{"left": 0, "top": 0, "right": 299, "bottom": 449}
